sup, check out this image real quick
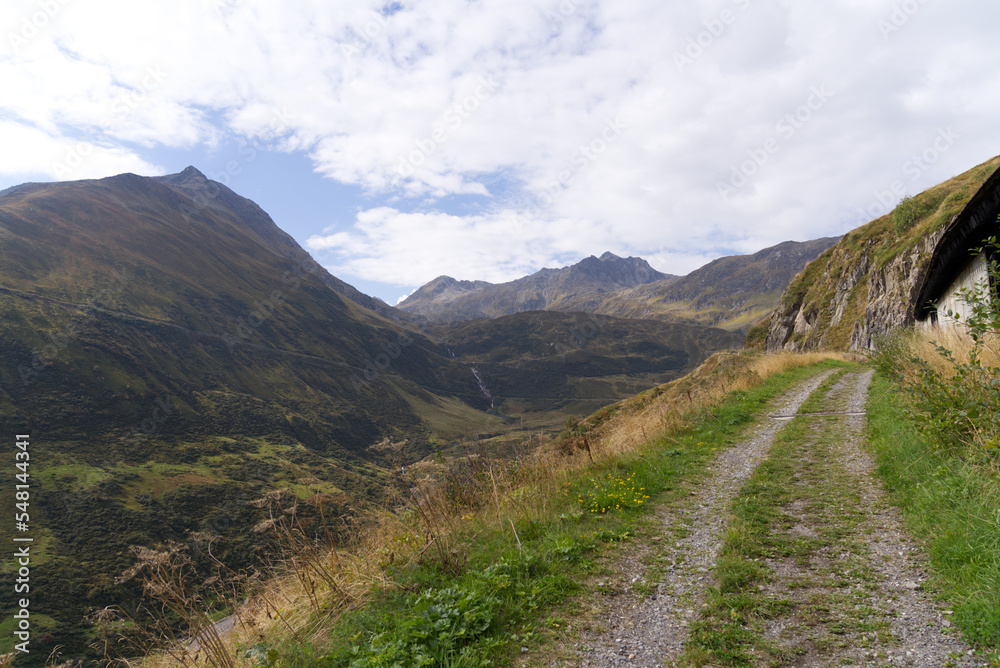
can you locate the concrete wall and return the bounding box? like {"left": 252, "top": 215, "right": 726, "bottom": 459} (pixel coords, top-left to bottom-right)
{"left": 937, "top": 254, "right": 990, "bottom": 326}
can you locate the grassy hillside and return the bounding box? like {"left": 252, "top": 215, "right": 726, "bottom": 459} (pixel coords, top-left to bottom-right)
{"left": 757, "top": 155, "right": 1000, "bottom": 351}
{"left": 430, "top": 311, "right": 744, "bottom": 423}
{"left": 107, "top": 350, "right": 852, "bottom": 668}
{"left": 584, "top": 238, "right": 839, "bottom": 331}
{"left": 0, "top": 170, "right": 496, "bottom": 663}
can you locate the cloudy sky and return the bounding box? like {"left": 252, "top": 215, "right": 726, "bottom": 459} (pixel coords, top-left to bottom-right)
{"left": 2, "top": 0, "right": 999, "bottom": 304}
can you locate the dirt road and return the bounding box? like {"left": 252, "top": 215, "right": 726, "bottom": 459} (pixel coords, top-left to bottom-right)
{"left": 540, "top": 369, "right": 984, "bottom": 667}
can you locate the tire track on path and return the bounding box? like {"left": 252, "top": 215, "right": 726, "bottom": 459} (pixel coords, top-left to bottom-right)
{"left": 814, "top": 371, "right": 980, "bottom": 666}
{"left": 562, "top": 369, "right": 837, "bottom": 667}
{"left": 690, "top": 370, "right": 981, "bottom": 667}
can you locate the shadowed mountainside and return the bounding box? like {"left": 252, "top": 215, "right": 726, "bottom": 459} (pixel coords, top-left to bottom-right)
{"left": 0, "top": 167, "right": 494, "bottom": 659}
{"left": 430, "top": 310, "right": 744, "bottom": 422}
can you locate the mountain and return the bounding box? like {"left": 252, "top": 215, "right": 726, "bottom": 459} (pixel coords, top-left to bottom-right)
{"left": 399, "top": 240, "right": 838, "bottom": 331}
{"left": 0, "top": 167, "right": 497, "bottom": 659}
{"left": 429, "top": 311, "right": 744, "bottom": 423}
{"left": 757, "top": 155, "right": 1000, "bottom": 352}
{"left": 0, "top": 168, "right": 746, "bottom": 661}
{"left": 399, "top": 252, "right": 673, "bottom": 321}
{"left": 156, "top": 167, "right": 416, "bottom": 323}
{"left": 581, "top": 238, "right": 840, "bottom": 330}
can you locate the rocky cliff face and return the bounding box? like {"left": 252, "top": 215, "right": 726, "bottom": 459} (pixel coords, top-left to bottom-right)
{"left": 761, "top": 155, "right": 1000, "bottom": 352}
{"left": 763, "top": 231, "right": 944, "bottom": 351}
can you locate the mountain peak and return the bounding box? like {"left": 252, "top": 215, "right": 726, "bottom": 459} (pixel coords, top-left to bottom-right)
{"left": 599, "top": 251, "right": 621, "bottom": 261}
{"left": 154, "top": 165, "right": 209, "bottom": 189}
{"left": 178, "top": 165, "right": 207, "bottom": 179}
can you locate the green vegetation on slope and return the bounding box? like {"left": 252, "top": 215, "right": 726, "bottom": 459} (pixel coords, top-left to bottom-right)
{"left": 866, "top": 374, "right": 1000, "bottom": 659}
{"left": 431, "top": 310, "right": 744, "bottom": 421}
{"left": 0, "top": 171, "right": 495, "bottom": 663}
{"left": 761, "top": 155, "right": 1000, "bottom": 351}
{"left": 131, "top": 354, "right": 845, "bottom": 668}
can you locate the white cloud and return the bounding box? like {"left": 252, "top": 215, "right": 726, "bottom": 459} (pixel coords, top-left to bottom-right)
{"left": 0, "top": 120, "right": 162, "bottom": 180}
{"left": 307, "top": 206, "right": 623, "bottom": 286}
{"left": 4, "top": 0, "right": 1000, "bottom": 290}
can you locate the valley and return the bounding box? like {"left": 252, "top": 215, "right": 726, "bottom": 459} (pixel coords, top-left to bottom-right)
{"left": 2, "top": 152, "right": 998, "bottom": 666}
{"left": 0, "top": 168, "right": 765, "bottom": 661}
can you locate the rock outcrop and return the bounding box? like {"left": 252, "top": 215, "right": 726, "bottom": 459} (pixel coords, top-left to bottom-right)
{"left": 764, "top": 231, "right": 944, "bottom": 352}
{"left": 761, "top": 154, "right": 1000, "bottom": 352}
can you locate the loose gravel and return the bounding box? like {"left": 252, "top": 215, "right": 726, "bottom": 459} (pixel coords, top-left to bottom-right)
{"left": 561, "top": 370, "right": 836, "bottom": 667}
{"left": 538, "top": 369, "right": 986, "bottom": 667}
{"left": 825, "top": 371, "right": 981, "bottom": 667}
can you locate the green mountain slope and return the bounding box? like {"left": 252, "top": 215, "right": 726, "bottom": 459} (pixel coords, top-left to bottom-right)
{"left": 759, "top": 155, "right": 1000, "bottom": 351}
{"left": 0, "top": 168, "right": 495, "bottom": 660}
{"left": 431, "top": 310, "right": 744, "bottom": 423}
{"left": 587, "top": 238, "right": 840, "bottom": 330}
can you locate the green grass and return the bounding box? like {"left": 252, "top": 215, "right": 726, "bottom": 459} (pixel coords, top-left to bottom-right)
{"left": 251, "top": 361, "right": 847, "bottom": 667}
{"left": 867, "top": 373, "right": 1000, "bottom": 661}
{"left": 682, "top": 365, "right": 896, "bottom": 666}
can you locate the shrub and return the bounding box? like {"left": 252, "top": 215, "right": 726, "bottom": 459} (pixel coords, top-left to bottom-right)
{"left": 349, "top": 587, "right": 497, "bottom": 668}
{"left": 881, "top": 234, "right": 1000, "bottom": 460}
{"left": 892, "top": 195, "right": 923, "bottom": 233}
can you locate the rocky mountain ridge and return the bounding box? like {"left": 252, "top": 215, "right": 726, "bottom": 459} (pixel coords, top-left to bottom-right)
{"left": 401, "top": 239, "right": 839, "bottom": 331}
{"left": 400, "top": 252, "right": 671, "bottom": 322}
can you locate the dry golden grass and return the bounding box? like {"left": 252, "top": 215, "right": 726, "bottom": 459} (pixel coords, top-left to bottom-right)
{"left": 891, "top": 325, "right": 999, "bottom": 379}
{"left": 130, "top": 350, "right": 855, "bottom": 668}
{"left": 882, "top": 324, "right": 1000, "bottom": 467}
{"left": 550, "top": 350, "right": 858, "bottom": 464}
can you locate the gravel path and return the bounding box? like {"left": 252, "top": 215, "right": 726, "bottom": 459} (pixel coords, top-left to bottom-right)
{"left": 539, "top": 369, "right": 986, "bottom": 667}
{"left": 823, "top": 371, "right": 981, "bottom": 667}
{"left": 561, "top": 370, "right": 836, "bottom": 667}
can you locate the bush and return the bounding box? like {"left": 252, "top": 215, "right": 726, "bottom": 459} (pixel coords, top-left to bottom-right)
{"left": 883, "top": 234, "right": 1000, "bottom": 458}
{"left": 349, "top": 587, "right": 498, "bottom": 668}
